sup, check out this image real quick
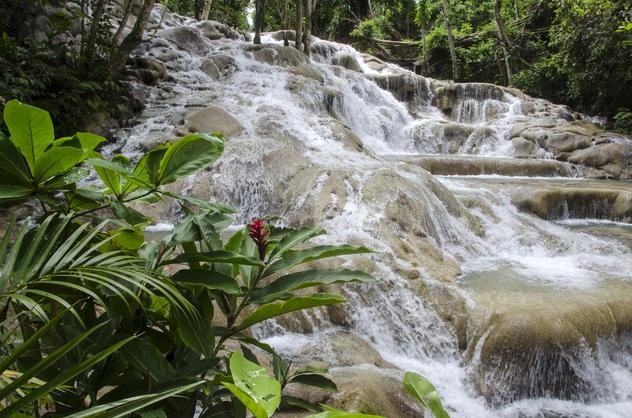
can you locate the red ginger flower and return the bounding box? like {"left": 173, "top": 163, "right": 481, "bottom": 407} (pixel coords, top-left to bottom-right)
{"left": 248, "top": 218, "right": 269, "bottom": 260}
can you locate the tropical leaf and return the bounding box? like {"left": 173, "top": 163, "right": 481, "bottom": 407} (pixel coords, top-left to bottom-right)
{"left": 237, "top": 293, "right": 346, "bottom": 330}
{"left": 157, "top": 133, "right": 224, "bottom": 185}
{"left": 251, "top": 269, "right": 375, "bottom": 304}
{"left": 265, "top": 245, "right": 373, "bottom": 275}
{"left": 172, "top": 269, "right": 240, "bottom": 294}
{"left": 402, "top": 372, "right": 450, "bottom": 418}
{"left": 224, "top": 352, "right": 281, "bottom": 418}
{"left": 163, "top": 251, "right": 264, "bottom": 267}
{"left": 3, "top": 99, "right": 54, "bottom": 172}
{"left": 267, "top": 227, "right": 326, "bottom": 261}
{"left": 0, "top": 135, "right": 31, "bottom": 185}
{"left": 0, "top": 185, "right": 32, "bottom": 200}
{"left": 289, "top": 373, "right": 337, "bottom": 392}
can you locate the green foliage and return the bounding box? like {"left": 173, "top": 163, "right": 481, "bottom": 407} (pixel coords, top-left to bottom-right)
{"left": 0, "top": 102, "right": 384, "bottom": 417}
{"left": 613, "top": 110, "right": 632, "bottom": 135}
{"left": 351, "top": 15, "right": 394, "bottom": 40}
{"left": 403, "top": 372, "right": 450, "bottom": 418}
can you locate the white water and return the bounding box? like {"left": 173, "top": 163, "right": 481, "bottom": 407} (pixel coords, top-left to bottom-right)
{"left": 115, "top": 10, "right": 632, "bottom": 417}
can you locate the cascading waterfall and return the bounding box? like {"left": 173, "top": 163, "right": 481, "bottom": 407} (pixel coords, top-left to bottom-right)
{"left": 114, "top": 9, "right": 632, "bottom": 417}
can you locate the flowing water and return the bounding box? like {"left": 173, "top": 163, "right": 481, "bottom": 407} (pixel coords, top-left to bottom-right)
{"left": 114, "top": 10, "right": 632, "bottom": 417}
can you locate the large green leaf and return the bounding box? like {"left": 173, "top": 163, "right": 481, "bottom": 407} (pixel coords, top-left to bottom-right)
{"left": 55, "top": 132, "right": 106, "bottom": 151}
{"left": 237, "top": 293, "right": 346, "bottom": 330}
{"left": 225, "top": 352, "right": 281, "bottom": 418}
{"left": 0, "top": 185, "right": 32, "bottom": 200}
{"left": 403, "top": 372, "right": 450, "bottom": 418}
{"left": 265, "top": 245, "right": 373, "bottom": 275}
{"left": 174, "top": 307, "right": 214, "bottom": 357}
{"left": 42, "top": 167, "right": 90, "bottom": 190}
{"left": 111, "top": 201, "right": 149, "bottom": 225}
{"left": 289, "top": 373, "right": 337, "bottom": 392}
{"left": 251, "top": 269, "right": 375, "bottom": 304}
{"left": 223, "top": 382, "right": 268, "bottom": 418}
{"left": 87, "top": 158, "right": 153, "bottom": 190}
{"left": 133, "top": 144, "right": 169, "bottom": 188}
{"left": 158, "top": 133, "right": 224, "bottom": 185}
{"left": 32, "top": 146, "right": 85, "bottom": 183}
{"left": 0, "top": 135, "right": 31, "bottom": 185}
{"left": 1, "top": 335, "right": 135, "bottom": 415}
{"left": 64, "top": 380, "right": 205, "bottom": 418}
{"left": 172, "top": 269, "right": 240, "bottom": 294}
{"left": 163, "top": 251, "right": 264, "bottom": 267}
{"left": 3, "top": 99, "right": 54, "bottom": 172}
{"left": 306, "top": 409, "right": 384, "bottom": 418}
{"left": 120, "top": 338, "right": 176, "bottom": 383}
{"left": 268, "top": 227, "right": 326, "bottom": 261}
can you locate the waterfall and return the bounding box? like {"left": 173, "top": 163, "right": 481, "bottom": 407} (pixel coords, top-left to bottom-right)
{"left": 113, "top": 11, "right": 632, "bottom": 418}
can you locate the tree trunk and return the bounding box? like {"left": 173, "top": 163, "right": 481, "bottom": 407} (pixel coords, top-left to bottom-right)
{"left": 108, "top": 0, "right": 156, "bottom": 79}
{"left": 302, "top": 0, "right": 312, "bottom": 57}
{"left": 495, "top": 0, "right": 512, "bottom": 85}
{"left": 421, "top": 30, "right": 427, "bottom": 74}
{"left": 441, "top": 0, "right": 459, "bottom": 80}
{"left": 295, "top": 0, "right": 303, "bottom": 50}
{"left": 254, "top": 0, "right": 266, "bottom": 44}
{"left": 112, "top": 0, "right": 134, "bottom": 46}
{"left": 282, "top": 0, "right": 289, "bottom": 46}
{"left": 200, "top": 0, "right": 213, "bottom": 20}
{"left": 84, "top": 0, "right": 107, "bottom": 64}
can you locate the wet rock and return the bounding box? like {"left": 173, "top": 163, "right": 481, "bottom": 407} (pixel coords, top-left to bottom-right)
{"left": 290, "top": 63, "right": 324, "bottom": 83}
{"left": 369, "top": 73, "right": 430, "bottom": 105}
{"left": 199, "top": 54, "right": 236, "bottom": 79}
{"left": 245, "top": 44, "right": 309, "bottom": 67}
{"left": 268, "top": 29, "right": 296, "bottom": 42}
{"left": 81, "top": 111, "right": 119, "bottom": 139}
{"left": 568, "top": 143, "right": 632, "bottom": 180}
{"left": 328, "top": 120, "right": 367, "bottom": 154}
{"left": 176, "top": 105, "right": 244, "bottom": 138}
{"left": 512, "top": 137, "right": 535, "bottom": 158}
{"left": 194, "top": 20, "right": 240, "bottom": 40}
{"left": 466, "top": 282, "right": 632, "bottom": 405}
{"left": 332, "top": 53, "right": 363, "bottom": 73}
{"left": 360, "top": 53, "right": 388, "bottom": 72}
{"left": 159, "top": 26, "right": 208, "bottom": 55}
{"left": 393, "top": 155, "right": 578, "bottom": 177}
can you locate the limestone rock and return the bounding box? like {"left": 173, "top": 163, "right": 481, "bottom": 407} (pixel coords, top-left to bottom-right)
{"left": 290, "top": 63, "right": 324, "bottom": 83}
{"left": 199, "top": 54, "right": 236, "bottom": 79}
{"left": 568, "top": 143, "right": 632, "bottom": 180}
{"left": 177, "top": 106, "right": 244, "bottom": 138}
{"left": 512, "top": 137, "right": 535, "bottom": 158}
{"left": 245, "top": 44, "right": 309, "bottom": 67}
{"left": 194, "top": 20, "right": 240, "bottom": 40}
{"left": 332, "top": 53, "right": 363, "bottom": 73}
{"left": 159, "top": 26, "right": 208, "bottom": 55}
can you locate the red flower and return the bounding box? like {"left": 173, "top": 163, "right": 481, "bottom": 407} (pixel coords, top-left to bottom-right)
{"left": 248, "top": 218, "right": 269, "bottom": 260}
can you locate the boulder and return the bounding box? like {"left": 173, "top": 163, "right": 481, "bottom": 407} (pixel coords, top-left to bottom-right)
{"left": 159, "top": 26, "right": 208, "bottom": 55}
{"left": 199, "top": 54, "right": 236, "bottom": 79}
{"left": 245, "top": 44, "right": 309, "bottom": 67}
{"left": 176, "top": 106, "right": 244, "bottom": 138}
{"left": 290, "top": 63, "right": 324, "bottom": 83}
{"left": 466, "top": 281, "right": 632, "bottom": 405}
{"left": 268, "top": 29, "right": 296, "bottom": 42}
{"left": 511, "top": 137, "right": 535, "bottom": 158}
{"left": 368, "top": 74, "right": 431, "bottom": 105}
{"left": 332, "top": 53, "right": 363, "bottom": 73}
{"left": 194, "top": 20, "right": 240, "bottom": 40}
{"left": 568, "top": 143, "right": 632, "bottom": 180}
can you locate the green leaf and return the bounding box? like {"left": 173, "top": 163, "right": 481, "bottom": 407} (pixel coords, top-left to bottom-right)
{"left": 133, "top": 145, "right": 169, "bottom": 188}
{"left": 403, "top": 372, "right": 450, "bottom": 418}
{"left": 3, "top": 99, "right": 54, "bottom": 172}
{"left": 223, "top": 382, "right": 269, "bottom": 418}
{"left": 226, "top": 352, "right": 281, "bottom": 417}
{"left": 120, "top": 338, "right": 176, "bottom": 383}
{"left": 64, "top": 380, "right": 205, "bottom": 418}
{"left": 1, "top": 335, "right": 136, "bottom": 416}
{"left": 163, "top": 251, "right": 265, "bottom": 267}
{"left": 112, "top": 227, "right": 145, "bottom": 250}
{"left": 0, "top": 135, "right": 31, "bottom": 185}
{"left": 251, "top": 269, "right": 375, "bottom": 304}
{"left": 33, "top": 146, "right": 85, "bottom": 182}
{"left": 306, "top": 409, "right": 384, "bottom": 418}
{"left": 174, "top": 308, "right": 214, "bottom": 357}
{"left": 158, "top": 133, "right": 224, "bottom": 185}
{"left": 174, "top": 193, "right": 236, "bottom": 214}
{"left": 42, "top": 167, "right": 90, "bottom": 190}
{"left": 172, "top": 269, "right": 240, "bottom": 294}
{"left": 238, "top": 293, "right": 346, "bottom": 330}
{"left": 111, "top": 200, "right": 150, "bottom": 225}
{"left": 0, "top": 185, "right": 31, "bottom": 200}
{"left": 57, "top": 132, "right": 106, "bottom": 151}
{"left": 88, "top": 158, "right": 153, "bottom": 190}
{"left": 268, "top": 227, "right": 326, "bottom": 260}
{"left": 266, "top": 245, "right": 373, "bottom": 275}
{"left": 289, "top": 373, "right": 337, "bottom": 392}
{"left": 281, "top": 395, "right": 322, "bottom": 412}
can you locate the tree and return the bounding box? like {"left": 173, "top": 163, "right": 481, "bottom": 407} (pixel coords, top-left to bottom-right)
{"left": 201, "top": 0, "right": 213, "bottom": 20}
{"left": 254, "top": 0, "right": 267, "bottom": 44}
{"left": 441, "top": 0, "right": 459, "bottom": 80}
{"left": 494, "top": 0, "right": 512, "bottom": 85}
{"left": 295, "top": 0, "right": 304, "bottom": 50}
